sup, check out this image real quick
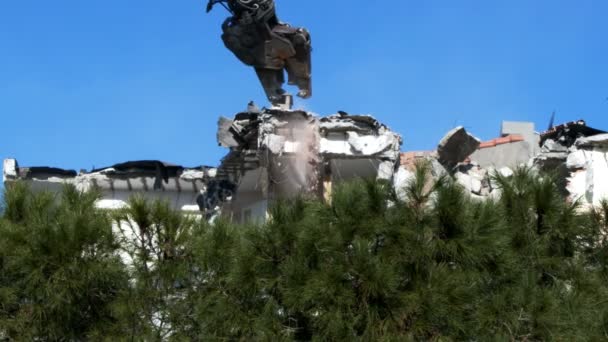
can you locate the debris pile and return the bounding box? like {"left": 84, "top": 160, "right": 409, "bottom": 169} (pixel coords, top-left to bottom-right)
{"left": 3, "top": 105, "right": 402, "bottom": 223}
{"left": 396, "top": 119, "right": 608, "bottom": 209}
{"left": 4, "top": 110, "right": 607, "bottom": 221}
{"left": 216, "top": 106, "right": 402, "bottom": 222}
{"left": 2, "top": 159, "right": 222, "bottom": 214}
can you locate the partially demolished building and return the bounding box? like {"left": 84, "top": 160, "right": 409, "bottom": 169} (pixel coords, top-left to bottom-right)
{"left": 3, "top": 106, "right": 402, "bottom": 223}
{"left": 2, "top": 159, "right": 221, "bottom": 214}
{"left": 3, "top": 109, "right": 608, "bottom": 221}
{"left": 214, "top": 107, "right": 402, "bottom": 222}
{"left": 396, "top": 119, "right": 608, "bottom": 210}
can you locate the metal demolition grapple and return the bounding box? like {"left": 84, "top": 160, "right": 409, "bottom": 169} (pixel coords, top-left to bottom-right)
{"left": 206, "top": 0, "right": 312, "bottom": 108}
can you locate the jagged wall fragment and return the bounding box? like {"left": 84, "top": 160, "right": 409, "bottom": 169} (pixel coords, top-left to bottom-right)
{"left": 437, "top": 126, "right": 480, "bottom": 169}
{"left": 566, "top": 134, "right": 608, "bottom": 208}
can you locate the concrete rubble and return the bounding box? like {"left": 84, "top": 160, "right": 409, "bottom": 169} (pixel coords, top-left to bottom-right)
{"left": 566, "top": 133, "right": 608, "bottom": 207}
{"left": 3, "top": 110, "right": 608, "bottom": 221}
{"left": 437, "top": 126, "right": 481, "bottom": 170}
{"left": 3, "top": 105, "right": 403, "bottom": 223}
{"left": 215, "top": 107, "right": 402, "bottom": 223}
{"left": 2, "top": 159, "right": 223, "bottom": 216}
{"left": 396, "top": 119, "right": 608, "bottom": 210}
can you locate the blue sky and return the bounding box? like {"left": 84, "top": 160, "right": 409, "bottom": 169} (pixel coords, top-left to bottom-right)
{"left": 1, "top": 0, "right": 607, "bottom": 172}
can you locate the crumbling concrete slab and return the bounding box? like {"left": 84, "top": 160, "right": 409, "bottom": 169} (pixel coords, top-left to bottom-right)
{"left": 393, "top": 167, "right": 415, "bottom": 201}
{"left": 214, "top": 107, "right": 402, "bottom": 222}
{"left": 565, "top": 135, "right": 608, "bottom": 208}
{"left": 566, "top": 151, "right": 587, "bottom": 170}
{"left": 3, "top": 159, "right": 224, "bottom": 217}
{"left": 217, "top": 116, "right": 239, "bottom": 147}
{"left": 575, "top": 133, "right": 608, "bottom": 148}
{"left": 455, "top": 164, "right": 486, "bottom": 195}
{"left": 3, "top": 158, "right": 18, "bottom": 182}
{"left": 6, "top": 112, "right": 608, "bottom": 222}
{"left": 541, "top": 139, "right": 568, "bottom": 153}
{"left": 437, "top": 126, "right": 481, "bottom": 169}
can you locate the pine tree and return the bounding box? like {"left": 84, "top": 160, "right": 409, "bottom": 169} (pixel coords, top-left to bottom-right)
{"left": 478, "top": 167, "right": 608, "bottom": 340}
{"left": 180, "top": 164, "right": 608, "bottom": 340}
{"left": 110, "top": 196, "right": 198, "bottom": 340}
{"left": 1, "top": 167, "right": 607, "bottom": 340}
{"left": 0, "top": 182, "right": 128, "bottom": 340}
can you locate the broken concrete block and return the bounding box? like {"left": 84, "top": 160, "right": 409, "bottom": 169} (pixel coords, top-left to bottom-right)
{"left": 437, "top": 126, "right": 481, "bottom": 169}
{"left": 217, "top": 117, "right": 239, "bottom": 147}
{"left": 585, "top": 152, "right": 608, "bottom": 205}
{"left": 499, "top": 167, "right": 514, "bottom": 177}
{"left": 180, "top": 169, "right": 210, "bottom": 181}
{"left": 430, "top": 159, "right": 448, "bottom": 178}
{"left": 471, "top": 177, "right": 483, "bottom": 194}
{"left": 455, "top": 169, "right": 484, "bottom": 195}
{"left": 393, "top": 167, "right": 415, "bottom": 201}
{"left": 566, "top": 150, "right": 587, "bottom": 170}
{"left": 377, "top": 160, "right": 395, "bottom": 180}
{"left": 3, "top": 159, "right": 18, "bottom": 182}
{"left": 541, "top": 139, "right": 568, "bottom": 153}
{"left": 455, "top": 172, "right": 472, "bottom": 191}
{"left": 567, "top": 170, "right": 587, "bottom": 203}
{"left": 561, "top": 147, "right": 608, "bottom": 208}
{"left": 347, "top": 132, "right": 395, "bottom": 156}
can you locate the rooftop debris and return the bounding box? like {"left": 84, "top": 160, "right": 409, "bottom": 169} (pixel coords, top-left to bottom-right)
{"left": 436, "top": 126, "right": 481, "bottom": 170}
{"left": 4, "top": 115, "right": 608, "bottom": 220}
{"left": 3, "top": 158, "right": 224, "bottom": 216}
{"left": 396, "top": 119, "right": 608, "bottom": 209}
{"left": 540, "top": 119, "right": 606, "bottom": 146}
{"left": 3, "top": 105, "right": 402, "bottom": 223}
{"left": 215, "top": 106, "right": 402, "bottom": 221}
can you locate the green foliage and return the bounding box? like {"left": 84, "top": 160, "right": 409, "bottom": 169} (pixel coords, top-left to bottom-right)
{"left": 0, "top": 182, "right": 128, "bottom": 340}
{"left": 1, "top": 167, "right": 608, "bottom": 340}
{"left": 109, "top": 196, "right": 200, "bottom": 340}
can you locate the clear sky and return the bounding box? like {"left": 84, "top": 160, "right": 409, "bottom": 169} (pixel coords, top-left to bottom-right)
{"left": 1, "top": 0, "right": 607, "bottom": 172}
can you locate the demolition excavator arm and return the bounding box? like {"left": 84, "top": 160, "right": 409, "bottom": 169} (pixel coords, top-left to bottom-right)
{"left": 206, "top": 0, "right": 312, "bottom": 108}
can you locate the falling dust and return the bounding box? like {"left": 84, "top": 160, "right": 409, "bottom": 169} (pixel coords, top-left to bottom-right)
{"left": 272, "top": 116, "right": 320, "bottom": 196}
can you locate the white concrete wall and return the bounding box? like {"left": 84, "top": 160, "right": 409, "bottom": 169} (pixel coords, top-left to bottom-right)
{"left": 98, "top": 190, "right": 202, "bottom": 213}
{"left": 470, "top": 141, "right": 533, "bottom": 169}
{"left": 228, "top": 191, "right": 268, "bottom": 224}
{"left": 566, "top": 141, "right": 608, "bottom": 208}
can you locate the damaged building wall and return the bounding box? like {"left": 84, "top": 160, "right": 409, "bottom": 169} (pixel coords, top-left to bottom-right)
{"left": 5, "top": 112, "right": 608, "bottom": 223}
{"left": 470, "top": 121, "right": 539, "bottom": 169}
{"left": 566, "top": 134, "right": 608, "bottom": 208}
{"left": 471, "top": 137, "right": 530, "bottom": 169}
{"left": 3, "top": 107, "right": 402, "bottom": 225}
{"left": 2, "top": 159, "right": 229, "bottom": 218}
{"left": 535, "top": 121, "right": 608, "bottom": 207}
{"left": 216, "top": 107, "right": 402, "bottom": 223}
{"left": 396, "top": 120, "right": 608, "bottom": 209}
{"left": 319, "top": 114, "right": 401, "bottom": 185}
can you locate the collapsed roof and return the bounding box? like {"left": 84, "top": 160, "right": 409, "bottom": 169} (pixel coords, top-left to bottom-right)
{"left": 540, "top": 119, "right": 606, "bottom": 147}
{"left": 3, "top": 105, "right": 403, "bottom": 222}
{"left": 396, "top": 119, "right": 608, "bottom": 209}
{"left": 5, "top": 114, "right": 607, "bottom": 219}
{"left": 3, "top": 158, "right": 223, "bottom": 214}
{"left": 215, "top": 106, "right": 402, "bottom": 222}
